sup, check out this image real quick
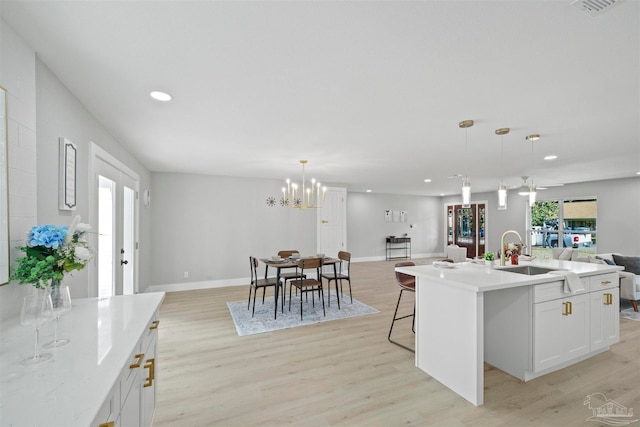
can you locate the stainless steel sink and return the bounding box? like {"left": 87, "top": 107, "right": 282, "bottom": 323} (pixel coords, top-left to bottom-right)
{"left": 498, "top": 266, "right": 560, "bottom": 275}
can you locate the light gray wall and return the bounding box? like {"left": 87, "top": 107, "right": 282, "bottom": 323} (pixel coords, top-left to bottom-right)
{"left": 0, "top": 19, "right": 38, "bottom": 320}
{"left": 444, "top": 177, "right": 640, "bottom": 256}
{"left": 1, "top": 18, "right": 153, "bottom": 321}
{"left": 150, "top": 172, "right": 317, "bottom": 287}
{"left": 347, "top": 192, "right": 443, "bottom": 259}
{"left": 35, "top": 58, "right": 152, "bottom": 296}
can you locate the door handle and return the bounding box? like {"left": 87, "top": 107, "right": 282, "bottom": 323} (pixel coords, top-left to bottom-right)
{"left": 121, "top": 259, "right": 129, "bottom": 265}
{"left": 322, "top": 220, "right": 329, "bottom": 224}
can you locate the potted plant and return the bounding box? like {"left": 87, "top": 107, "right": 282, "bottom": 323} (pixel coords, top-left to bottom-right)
{"left": 483, "top": 252, "right": 495, "bottom": 266}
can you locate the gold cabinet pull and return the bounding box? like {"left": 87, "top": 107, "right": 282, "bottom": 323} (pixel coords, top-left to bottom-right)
{"left": 321, "top": 220, "right": 329, "bottom": 224}
{"left": 149, "top": 320, "right": 160, "bottom": 330}
{"left": 144, "top": 358, "right": 155, "bottom": 387}
{"left": 99, "top": 422, "right": 115, "bottom": 427}
{"left": 600, "top": 280, "right": 611, "bottom": 285}
{"left": 130, "top": 353, "right": 144, "bottom": 369}
{"left": 604, "top": 293, "right": 613, "bottom": 305}
{"left": 562, "top": 301, "right": 570, "bottom": 316}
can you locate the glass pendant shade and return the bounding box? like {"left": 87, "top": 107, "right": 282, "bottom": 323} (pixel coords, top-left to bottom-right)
{"left": 462, "top": 178, "right": 471, "bottom": 208}
{"left": 528, "top": 185, "right": 537, "bottom": 206}
{"left": 498, "top": 184, "right": 507, "bottom": 210}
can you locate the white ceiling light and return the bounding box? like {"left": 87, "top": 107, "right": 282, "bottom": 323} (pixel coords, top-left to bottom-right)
{"left": 366, "top": 189, "right": 372, "bottom": 193}
{"left": 544, "top": 155, "right": 558, "bottom": 160}
{"left": 459, "top": 119, "right": 474, "bottom": 208}
{"left": 424, "top": 179, "right": 432, "bottom": 183}
{"left": 496, "top": 128, "right": 509, "bottom": 210}
{"left": 150, "top": 91, "right": 172, "bottom": 101}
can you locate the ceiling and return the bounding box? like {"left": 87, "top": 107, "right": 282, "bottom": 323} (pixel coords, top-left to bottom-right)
{"left": 2, "top": 0, "right": 639, "bottom": 196}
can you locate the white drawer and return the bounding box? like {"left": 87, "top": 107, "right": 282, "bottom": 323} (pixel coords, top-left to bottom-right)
{"left": 121, "top": 341, "right": 143, "bottom": 405}
{"left": 141, "top": 313, "right": 159, "bottom": 353}
{"left": 588, "top": 273, "right": 619, "bottom": 291}
{"left": 92, "top": 380, "right": 120, "bottom": 426}
{"left": 533, "top": 279, "right": 586, "bottom": 303}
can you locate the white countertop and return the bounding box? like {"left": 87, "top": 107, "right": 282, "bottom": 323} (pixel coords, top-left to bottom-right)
{"left": 396, "top": 259, "right": 623, "bottom": 293}
{"left": 0, "top": 292, "right": 165, "bottom": 426}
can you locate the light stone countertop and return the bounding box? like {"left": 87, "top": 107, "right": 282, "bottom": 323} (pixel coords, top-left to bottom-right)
{"left": 396, "top": 259, "right": 623, "bottom": 293}
{"left": 0, "top": 292, "right": 165, "bottom": 426}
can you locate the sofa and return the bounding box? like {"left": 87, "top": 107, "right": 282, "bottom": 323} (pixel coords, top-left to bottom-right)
{"left": 576, "top": 253, "right": 640, "bottom": 312}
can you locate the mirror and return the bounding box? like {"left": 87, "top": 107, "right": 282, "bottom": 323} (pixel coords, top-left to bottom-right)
{"left": 0, "top": 86, "right": 8, "bottom": 285}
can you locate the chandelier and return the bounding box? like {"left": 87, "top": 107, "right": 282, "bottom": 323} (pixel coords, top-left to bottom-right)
{"left": 282, "top": 160, "right": 326, "bottom": 209}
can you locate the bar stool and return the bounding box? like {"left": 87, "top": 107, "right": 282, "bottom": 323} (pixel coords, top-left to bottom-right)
{"left": 388, "top": 261, "right": 416, "bottom": 352}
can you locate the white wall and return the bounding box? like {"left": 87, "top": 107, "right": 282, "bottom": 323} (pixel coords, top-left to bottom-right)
{"left": 150, "top": 172, "right": 317, "bottom": 288}
{"left": 0, "top": 19, "right": 38, "bottom": 320}
{"left": 444, "top": 177, "right": 640, "bottom": 256}
{"left": 347, "top": 192, "right": 443, "bottom": 260}
{"left": 35, "top": 58, "right": 152, "bottom": 296}
{"left": 0, "top": 18, "right": 153, "bottom": 321}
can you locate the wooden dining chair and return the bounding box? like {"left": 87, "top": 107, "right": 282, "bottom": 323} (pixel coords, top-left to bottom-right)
{"left": 277, "top": 250, "right": 306, "bottom": 294}
{"left": 248, "top": 256, "right": 278, "bottom": 317}
{"left": 388, "top": 261, "right": 416, "bottom": 352}
{"left": 289, "top": 257, "right": 325, "bottom": 320}
{"left": 321, "top": 251, "right": 352, "bottom": 307}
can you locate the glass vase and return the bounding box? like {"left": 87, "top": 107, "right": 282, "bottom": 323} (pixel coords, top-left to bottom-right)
{"left": 43, "top": 278, "right": 72, "bottom": 348}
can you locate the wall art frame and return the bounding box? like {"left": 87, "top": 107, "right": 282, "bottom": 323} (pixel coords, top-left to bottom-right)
{"left": 59, "top": 137, "right": 77, "bottom": 210}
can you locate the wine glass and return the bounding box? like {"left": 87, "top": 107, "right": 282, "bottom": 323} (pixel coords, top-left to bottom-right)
{"left": 20, "top": 292, "right": 53, "bottom": 365}
{"left": 43, "top": 285, "right": 72, "bottom": 348}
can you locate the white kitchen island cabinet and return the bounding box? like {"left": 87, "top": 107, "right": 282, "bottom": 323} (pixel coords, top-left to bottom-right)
{"left": 0, "top": 292, "right": 165, "bottom": 426}
{"left": 396, "top": 260, "right": 622, "bottom": 407}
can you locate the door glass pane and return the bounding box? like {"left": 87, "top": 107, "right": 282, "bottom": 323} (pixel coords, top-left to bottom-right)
{"left": 98, "top": 175, "right": 115, "bottom": 298}
{"left": 122, "top": 186, "right": 135, "bottom": 295}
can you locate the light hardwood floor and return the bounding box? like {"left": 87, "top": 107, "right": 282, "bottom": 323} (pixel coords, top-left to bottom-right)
{"left": 154, "top": 259, "right": 640, "bottom": 426}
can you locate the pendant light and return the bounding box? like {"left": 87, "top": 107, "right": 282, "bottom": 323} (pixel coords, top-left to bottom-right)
{"left": 459, "top": 120, "right": 474, "bottom": 208}
{"left": 526, "top": 134, "right": 540, "bottom": 206}
{"left": 496, "top": 128, "right": 509, "bottom": 210}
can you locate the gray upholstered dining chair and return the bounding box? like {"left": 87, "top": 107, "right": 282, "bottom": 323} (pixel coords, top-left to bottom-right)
{"left": 388, "top": 261, "right": 416, "bottom": 352}
{"left": 248, "top": 256, "right": 278, "bottom": 317}
{"left": 289, "top": 257, "right": 325, "bottom": 320}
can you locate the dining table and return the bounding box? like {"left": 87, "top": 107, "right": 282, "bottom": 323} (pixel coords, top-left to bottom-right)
{"left": 260, "top": 256, "right": 341, "bottom": 319}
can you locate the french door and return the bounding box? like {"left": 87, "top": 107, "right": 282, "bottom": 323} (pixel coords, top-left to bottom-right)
{"left": 446, "top": 203, "right": 486, "bottom": 258}
{"left": 90, "top": 143, "right": 139, "bottom": 298}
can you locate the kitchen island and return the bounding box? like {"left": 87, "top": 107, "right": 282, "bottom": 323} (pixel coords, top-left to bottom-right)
{"left": 396, "top": 259, "right": 622, "bottom": 406}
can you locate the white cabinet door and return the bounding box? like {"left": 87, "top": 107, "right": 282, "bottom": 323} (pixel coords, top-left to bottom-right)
{"left": 590, "top": 288, "right": 620, "bottom": 351}
{"left": 140, "top": 333, "right": 157, "bottom": 427}
{"left": 120, "top": 371, "right": 141, "bottom": 427}
{"left": 534, "top": 294, "right": 589, "bottom": 372}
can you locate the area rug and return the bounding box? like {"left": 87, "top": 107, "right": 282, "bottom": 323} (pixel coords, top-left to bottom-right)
{"left": 227, "top": 291, "right": 379, "bottom": 336}
{"left": 619, "top": 308, "right": 640, "bottom": 321}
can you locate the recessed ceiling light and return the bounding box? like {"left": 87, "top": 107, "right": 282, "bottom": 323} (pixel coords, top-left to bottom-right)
{"left": 439, "top": 193, "right": 445, "bottom": 196}
{"left": 525, "top": 134, "right": 541, "bottom": 141}
{"left": 544, "top": 155, "right": 558, "bottom": 160}
{"left": 366, "top": 189, "right": 372, "bottom": 193}
{"left": 636, "top": 171, "right": 640, "bottom": 175}
{"left": 150, "top": 91, "right": 172, "bottom": 101}
{"left": 424, "top": 179, "right": 432, "bottom": 183}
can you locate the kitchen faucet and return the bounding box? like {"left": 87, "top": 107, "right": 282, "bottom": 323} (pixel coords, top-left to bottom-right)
{"left": 500, "top": 230, "right": 525, "bottom": 266}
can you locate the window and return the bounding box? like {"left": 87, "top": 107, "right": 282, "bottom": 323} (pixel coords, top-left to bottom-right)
{"left": 529, "top": 198, "right": 596, "bottom": 259}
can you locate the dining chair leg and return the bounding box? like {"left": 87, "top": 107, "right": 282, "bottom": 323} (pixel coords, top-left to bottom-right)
{"left": 262, "top": 287, "right": 266, "bottom": 303}
{"left": 288, "top": 284, "right": 293, "bottom": 311}
{"left": 247, "top": 287, "right": 252, "bottom": 310}
{"left": 251, "top": 288, "right": 258, "bottom": 317}
{"left": 320, "top": 285, "right": 326, "bottom": 317}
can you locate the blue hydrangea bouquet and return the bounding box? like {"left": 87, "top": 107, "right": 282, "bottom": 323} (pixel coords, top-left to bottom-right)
{"left": 11, "top": 216, "right": 93, "bottom": 288}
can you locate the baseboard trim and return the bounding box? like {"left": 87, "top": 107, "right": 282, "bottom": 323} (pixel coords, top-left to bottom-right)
{"left": 146, "top": 253, "right": 446, "bottom": 293}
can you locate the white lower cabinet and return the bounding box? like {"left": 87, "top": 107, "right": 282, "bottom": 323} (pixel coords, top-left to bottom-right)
{"left": 533, "top": 272, "right": 619, "bottom": 374}
{"left": 94, "top": 312, "right": 159, "bottom": 427}
{"left": 534, "top": 293, "right": 589, "bottom": 372}
{"left": 590, "top": 287, "right": 620, "bottom": 351}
